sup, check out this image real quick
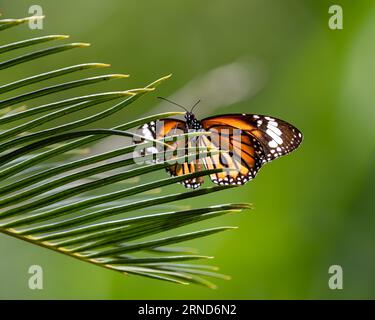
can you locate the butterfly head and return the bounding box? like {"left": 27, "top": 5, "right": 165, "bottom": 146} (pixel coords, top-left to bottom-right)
{"left": 185, "top": 112, "right": 203, "bottom": 130}
{"left": 157, "top": 96, "right": 203, "bottom": 130}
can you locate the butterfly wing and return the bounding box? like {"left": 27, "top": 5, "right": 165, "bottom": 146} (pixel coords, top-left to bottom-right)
{"left": 200, "top": 114, "right": 302, "bottom": 185}
{"left": 134, "top": 119, "right": 205, "bottom": 189}
{"left": 198, "top": 125, "right": 265, "bottom": 185}
{"left": 167, "top": 137, "right": 205, "bottom": 189}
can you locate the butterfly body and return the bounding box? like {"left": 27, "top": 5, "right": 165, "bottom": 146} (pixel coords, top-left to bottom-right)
{"left": 135, "top": 110, "right": 302, "bottom": 189}
{"left": 185, "top": 112, "right": 204, "bottom": 130}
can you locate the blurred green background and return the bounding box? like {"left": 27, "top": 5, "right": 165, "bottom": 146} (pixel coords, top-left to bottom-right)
{"left": 1, "top": 0, "right": 375, "bottom": 299}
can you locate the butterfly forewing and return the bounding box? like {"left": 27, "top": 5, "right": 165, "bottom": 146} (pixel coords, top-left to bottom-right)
{"left": 246, "top": 115, "right": 303, "bottom": 162}
{"left": 201, "top": 114, "right": 303, "bottom": 163}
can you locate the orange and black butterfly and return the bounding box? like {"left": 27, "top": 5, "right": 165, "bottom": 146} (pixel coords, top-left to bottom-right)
{"left": 134, "top": 97, "right": 302, "bottom": 189}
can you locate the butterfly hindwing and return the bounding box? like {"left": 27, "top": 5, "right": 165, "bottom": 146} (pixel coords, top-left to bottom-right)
{"left": 166, "top": 135, "right": 205, "bottom": 189}
{"left": 198, "top": 125, "right": 265, "bottom": 185}
{"left": 134, "top": 118, "right": 205, "bottom": 189}
{"left": 200, "top": 114, "right": 302, "bottom": 185}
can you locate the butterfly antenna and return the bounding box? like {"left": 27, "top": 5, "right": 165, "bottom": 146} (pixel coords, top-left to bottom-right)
{"left": 190, "top": 99, "right": 201, "bottom": 113}
{"left": 157, "top": 97, "right": 189, "bottom": 112}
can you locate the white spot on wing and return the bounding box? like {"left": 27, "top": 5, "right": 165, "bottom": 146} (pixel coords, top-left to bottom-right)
{"left": 266, "top": 129, "right": 283, "bottom": 145}
{"left": 267, "top": 123, "right": 282, "bottom": 136}
{"left": 268, "top": 140, "right": 278, "bottom": 148}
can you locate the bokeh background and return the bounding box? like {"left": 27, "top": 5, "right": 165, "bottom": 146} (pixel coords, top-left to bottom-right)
{"left": 1, "top": 0, "right": 375, "bottom": 299}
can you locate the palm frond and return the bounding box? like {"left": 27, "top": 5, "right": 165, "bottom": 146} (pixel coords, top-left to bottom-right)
{"left": 0, "top": 15, "right": 252, "bottom": 287}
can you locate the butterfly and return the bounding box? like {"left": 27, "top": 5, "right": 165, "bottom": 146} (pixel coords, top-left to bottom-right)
{"left": 133, "top": 97, "right": 303, "bottom": 189}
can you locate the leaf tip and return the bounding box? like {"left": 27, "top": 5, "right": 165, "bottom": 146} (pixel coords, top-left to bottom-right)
{"left": 74, "top": 42, "right": 91, "bottom": 48}
{"left": 225, "top": 226, "right": 238, "bottom": 231}
{"left": 158, "top": 74, "right": 173, "bottom": 82}
{"left": 112, "top": 74, "right": 130, "bottom": 79}
{"left": 57, "top": 35, "right": 70, "bottom": 39}
{"left": 207, "top": 283, "right": 218, "bottom": 289}
{"left": 95, "top": 63, "right": 111, "bottom": 68}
